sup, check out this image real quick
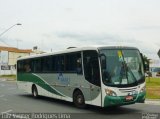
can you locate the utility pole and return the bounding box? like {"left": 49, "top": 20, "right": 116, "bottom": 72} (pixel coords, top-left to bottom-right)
{"left": 16, "top": 39, "right": 22, "bottom": 48}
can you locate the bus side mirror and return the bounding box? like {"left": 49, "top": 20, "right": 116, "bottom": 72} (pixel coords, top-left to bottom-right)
{"left": 99, "top": 54, "right": 110, "bottom": 81}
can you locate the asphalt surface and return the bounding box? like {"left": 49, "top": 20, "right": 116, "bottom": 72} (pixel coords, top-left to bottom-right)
{"left": 0, "top": 79, "right": 160, "bottom": 119}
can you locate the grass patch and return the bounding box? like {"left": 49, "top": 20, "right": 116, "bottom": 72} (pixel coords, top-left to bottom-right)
{"left": 146, "top": 77, "right": 160, "bottom": 99}
{"left": 0, "top": 75, "right": 16, "bottom": 80}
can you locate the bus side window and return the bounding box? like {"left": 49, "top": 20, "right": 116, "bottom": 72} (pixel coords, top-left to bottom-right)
{"left": 24, "top": 60, "right": 32, "bottom": 73}
{"left": 55, "top": 55, "right": 64, "bottom": 72}
{"left": 17, "top": 60, "right": 24, "bottom": 72}
{"left": 51, "top": 56, "right": 56, "bottom": 72}
{"left": 83, "top": 50, "right": 101, "bottom": 86}
{"left": 65, "top": 52, "right": 82, "bottom": 74}
{"left": 33, "top": 58, "right": 42, "bottom": 72}
{"left": 42, "top": 56, "right": 53, "bottom": 72}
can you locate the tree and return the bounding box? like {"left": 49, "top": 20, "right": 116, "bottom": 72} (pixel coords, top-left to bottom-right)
{"left": 142, "top": 54, "right": 152, "bottom": 82}
{"left": 143, "top": 55, "right": 150, "bottom": 72}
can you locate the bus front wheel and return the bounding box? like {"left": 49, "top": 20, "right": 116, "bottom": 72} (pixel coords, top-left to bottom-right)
{"left": 73, "top": 90, "right": 86, "bottom": 108}
{"left": 32, "top": 85, "right": 38, "bottom": 98}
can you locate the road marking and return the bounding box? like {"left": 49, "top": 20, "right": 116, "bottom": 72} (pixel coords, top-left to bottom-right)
{"left": 145, "top": 101, "right": 160, "bottom": 105}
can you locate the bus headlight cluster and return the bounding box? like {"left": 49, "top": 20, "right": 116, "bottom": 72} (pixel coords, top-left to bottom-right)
{"left": 105, "top": 89, "right": 117, "bottom": 96}
{"left": 140, "top": 86, "right": 146, "bottom": 93}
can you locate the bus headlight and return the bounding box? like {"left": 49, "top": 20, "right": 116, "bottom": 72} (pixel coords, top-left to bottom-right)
{"left": 105, "top": 89, "right": 117, "bottom": 96}
{"left": 140, "top": 86, "right": 146, "bottom": 93}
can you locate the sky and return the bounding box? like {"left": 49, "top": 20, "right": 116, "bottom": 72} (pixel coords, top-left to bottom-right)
{"left": 0, "top": 0, "right": 160, "bottom": 59}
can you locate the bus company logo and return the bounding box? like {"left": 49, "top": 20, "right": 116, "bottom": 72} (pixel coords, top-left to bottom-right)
{"left": 142, "top": 113, "right": 159, "bottom": 119}
{"left": 57, "top": 73, "right": 70, "bottom": 85}
{"left": 128, "top": 90, "right": 138, "bottom": 96}
{"left": 128, "top": 92, "right": 132, "bottom": 96}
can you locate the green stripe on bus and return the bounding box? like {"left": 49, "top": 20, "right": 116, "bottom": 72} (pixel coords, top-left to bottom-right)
{"left": 17, "top": 73, "right": 65, "bottom": 97}
{"left": 104, "top": 92, "right": 146, "bottom": 107}
{"left": 104, "top": 96, "right": 136, "bottom": 107}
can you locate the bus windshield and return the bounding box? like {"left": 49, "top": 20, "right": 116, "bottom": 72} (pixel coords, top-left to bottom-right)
{"left": 100, "top": 49, "right": 145, "bottom": 87}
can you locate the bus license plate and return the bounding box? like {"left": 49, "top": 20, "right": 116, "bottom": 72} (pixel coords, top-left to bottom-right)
{"left": 125, "top": 96, "right": 133, "bottom": 101}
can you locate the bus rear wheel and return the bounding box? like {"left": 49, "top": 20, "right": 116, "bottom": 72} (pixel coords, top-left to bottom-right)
{"left": 73, "top": 90, "right": 86, "bottom": 108}
{"left": 32, "top": 85, "right": 38, "bottom": 98}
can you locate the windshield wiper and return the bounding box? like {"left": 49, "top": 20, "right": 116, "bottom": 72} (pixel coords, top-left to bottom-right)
{"left": 125, "top": 62, "right": 138, "bottom": 83}
{"left": 120, "top": 61, "right": 138, "bottom": 85}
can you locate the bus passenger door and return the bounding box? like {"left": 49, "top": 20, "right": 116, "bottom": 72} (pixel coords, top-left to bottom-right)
{"left": 83, "top": 51, "right": 102, "bottom": 106}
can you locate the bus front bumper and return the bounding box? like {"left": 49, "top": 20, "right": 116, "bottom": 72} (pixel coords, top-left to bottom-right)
{"left": 104, "top": 92, "right": 146, "bottom": 107}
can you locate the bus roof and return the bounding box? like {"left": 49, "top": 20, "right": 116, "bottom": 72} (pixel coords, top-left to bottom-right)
{"left": 17, "top": 45, "right": 138, "bottom": 61}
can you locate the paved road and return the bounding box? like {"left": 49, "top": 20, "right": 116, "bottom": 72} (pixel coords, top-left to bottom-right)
{"left": 0, "top": 79, "right": 160, "bottom": 119}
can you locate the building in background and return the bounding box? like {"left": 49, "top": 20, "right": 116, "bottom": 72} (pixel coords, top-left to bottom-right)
{"left": 0, "top": 46, "right": 32, "bottom": 75}
{"left": 150, "top": 59, "right": 160, "bottom": 77}
{"left": 32, "top": 46, "right": 45, "bottom": 54}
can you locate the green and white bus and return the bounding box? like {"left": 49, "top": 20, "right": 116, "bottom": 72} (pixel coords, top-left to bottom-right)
{"left": 17, "top": 46, "right": 146, "bottom": 108}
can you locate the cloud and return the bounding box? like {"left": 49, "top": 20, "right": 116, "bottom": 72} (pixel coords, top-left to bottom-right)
{"left": 64, "top": 8, "right": 73, "bottom": 12}
{"left": 0, "top": 38, "right": 11, "bottom": 46}
{"left": 55, "top": 31, "right": 125, "bottom": 44}
{"left": 0, "top": 27, "right": 5, "bottom": 31}
{"left": 53, "top": 31, "right": 159, "bottom": 59}
{"left": 155, "top": 42, "right": 160, "bottom": 47}
{"left": 55, "top": 31, "right": 146, "bottom": 47}
{"left": 41, "top": 33, "right": 52, "bottom": 39}
{"left": 0, "top": 41, "right": 9, "bottom": 47}
{"left": 128, "top": 25, "right": 160, "bottom": 30}
{"left": 0, "top": 37, "right": 24, "bottom": 48}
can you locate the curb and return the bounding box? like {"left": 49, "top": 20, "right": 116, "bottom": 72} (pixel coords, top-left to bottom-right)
{"left": 145, "top": 99, "right": 160, "bottom": 105}
{"left": 6, "top": 79, "right": 16, "bottom": 81}
{"left": 0, "top": 78, "right": 16, "bottom": 82}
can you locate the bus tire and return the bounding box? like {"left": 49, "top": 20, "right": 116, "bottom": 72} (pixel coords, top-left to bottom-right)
{"left": 73, "top": 90, "right": 86, "bottom": 108}
{"left": 32, "top": 85, "right": 38, "bottom": 98}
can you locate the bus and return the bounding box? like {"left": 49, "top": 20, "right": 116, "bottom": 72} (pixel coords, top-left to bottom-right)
{"left": 17, "top": 46, "right": 146, "bottom": 108}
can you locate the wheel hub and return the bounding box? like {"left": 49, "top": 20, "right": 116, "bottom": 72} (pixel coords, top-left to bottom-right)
{"left": 77, "top": 96, "right": 82, "bottom": 104}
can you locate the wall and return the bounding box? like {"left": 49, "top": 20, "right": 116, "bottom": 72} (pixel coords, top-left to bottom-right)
{"left": 0, "top": 51, "right": 30, "bottom": 75}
